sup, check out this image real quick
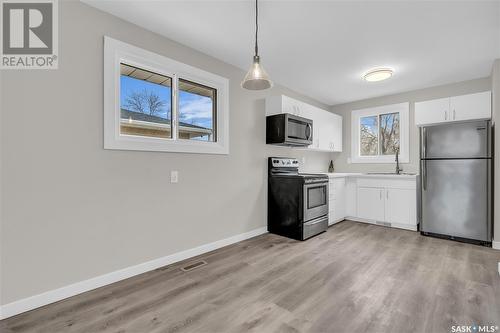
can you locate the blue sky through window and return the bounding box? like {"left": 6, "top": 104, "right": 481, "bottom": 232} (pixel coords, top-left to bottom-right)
{"left": 120, "top": 75, "right": 171, "bottom": 119}
{"left": 360, "top": 116, "right": 378, "bottom": 134}
{"left": 179, "top": 90, "right": 213, "bottom": 129}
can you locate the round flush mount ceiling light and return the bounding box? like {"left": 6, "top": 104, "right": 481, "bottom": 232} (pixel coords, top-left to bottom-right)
{"left": 363, "top": 68, "right": 394, "bottom": 82}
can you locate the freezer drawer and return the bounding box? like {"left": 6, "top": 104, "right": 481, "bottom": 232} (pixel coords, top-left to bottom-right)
{"left": 421, "top": 121, "right": 491, "bottom": 159}
{"left": 420, "top": 159, "right": 491, "bottom": 241}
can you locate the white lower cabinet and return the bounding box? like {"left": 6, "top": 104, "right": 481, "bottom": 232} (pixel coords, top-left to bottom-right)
{"left": 328, "top": 175, "right": 418, "bottom": 231}
{"left": 355, "top": 178, "right": 417, "bottom": 230}
{"left": 384, "top": 188, "right": 416, "bottom": 226}
{"left": 328, "top": 178, "right": 346, "bottom": 225}
{"left": 357, "top": 187, "right": 385, "bottom": 221}
{"left": 345, "top": 178, "right": 357, "bottom": 217}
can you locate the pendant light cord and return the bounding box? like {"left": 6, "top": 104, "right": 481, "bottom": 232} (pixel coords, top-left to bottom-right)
{"left": 254, "top": 0, "right": 259, "bottom": 57}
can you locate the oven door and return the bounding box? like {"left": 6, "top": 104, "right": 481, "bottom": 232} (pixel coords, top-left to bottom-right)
{"left": 303, "top": 181, "right": 329, "bottom": 222}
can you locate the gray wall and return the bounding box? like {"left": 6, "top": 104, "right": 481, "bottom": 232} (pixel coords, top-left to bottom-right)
{"left": 330, "top": 78, "right": 492, "bottom": 173}
{"left": 0, "top": 2, "right": 333, "bottom": 305}
{"left": 492, "top": 59, "right": 500, "bottom": 243}
{"left": 0, "top": 68, "right": 3, "bottom": 301}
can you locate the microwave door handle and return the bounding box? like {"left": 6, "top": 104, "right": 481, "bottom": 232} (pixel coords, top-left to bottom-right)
{"left": 306, "top": 123, "right": 312, "bottom": 140}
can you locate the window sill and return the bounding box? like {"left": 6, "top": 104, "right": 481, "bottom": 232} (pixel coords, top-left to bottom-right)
{"left": 104, "top": 135, "right": 229, "bottom": 155}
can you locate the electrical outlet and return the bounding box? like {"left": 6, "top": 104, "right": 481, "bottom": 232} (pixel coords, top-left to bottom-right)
{"left": 170, "top": 171, "right": 179, "bottom": 183}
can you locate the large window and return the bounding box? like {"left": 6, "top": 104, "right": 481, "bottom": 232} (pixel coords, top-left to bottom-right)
{"left": 104, "top": 37, "right": 229, "bottom": 154}
{"left": 351, "top": 103, "right": 409, "bottom": 163}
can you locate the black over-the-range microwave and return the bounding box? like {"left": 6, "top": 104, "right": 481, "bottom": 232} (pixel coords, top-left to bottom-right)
{"left": 266, "top": 113, "right": 313, "bottom": 146}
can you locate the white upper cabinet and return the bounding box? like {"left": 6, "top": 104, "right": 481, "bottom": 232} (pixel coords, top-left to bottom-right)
{"left": 450, "top": 91, "right": 491, "bottom": 122}
{"left": 318, "top": 112, "right": 342, "bottom": 152}
{"left": 414, "top": 97, "right": 450, "bottom": 126}
{"left": 415, "top": 91, "right": 491, "bottom": 126}
{"left": 332, "top": 113, "right": 342, "bottom": 152}
{"left": 265, "top": 95, "right": 342, "bottom": 152}
{"left": 266, "top": 95, "right": 294, "bottom": 116}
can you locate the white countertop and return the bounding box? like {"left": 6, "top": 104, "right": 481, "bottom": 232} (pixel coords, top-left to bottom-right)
{"left": 321, "top": 172, "right": 419, "bottom": 180}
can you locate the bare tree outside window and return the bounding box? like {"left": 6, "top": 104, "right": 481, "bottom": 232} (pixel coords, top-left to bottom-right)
{"left": 360, "top": 116, "right": 378, "bottom": 155}
{"left": 124, "top": 89, "right": 166, "bottom": 116}
{"left": 360, "top": 113, "right": 400, "bottom": 156}
{"left": 380, "top": 112, "right": 400, "bottom": 155}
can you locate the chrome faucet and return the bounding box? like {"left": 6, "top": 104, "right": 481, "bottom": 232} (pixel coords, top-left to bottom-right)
{"left": 395, "top": 148, "right": 403, "bottom": 174}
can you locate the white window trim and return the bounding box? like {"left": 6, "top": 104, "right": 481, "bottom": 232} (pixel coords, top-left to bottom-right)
{"left": 351, "top": 102, "right": 409, "bottom": 164}
{"left": 104, "top": 36, "right": 229, "bottom": 154}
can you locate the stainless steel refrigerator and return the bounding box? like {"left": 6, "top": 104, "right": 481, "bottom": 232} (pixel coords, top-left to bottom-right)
{"left": 420, "top": 120, "right": 492, "bottom": 245}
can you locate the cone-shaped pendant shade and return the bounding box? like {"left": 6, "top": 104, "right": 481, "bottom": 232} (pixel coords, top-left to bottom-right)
{"left": 241, "top": 56, "right": 273, "bottom": 90}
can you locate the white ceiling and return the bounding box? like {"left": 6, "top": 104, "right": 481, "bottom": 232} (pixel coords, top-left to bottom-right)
{"left": 83, "top": 1, "right": 500, "bottom": 105}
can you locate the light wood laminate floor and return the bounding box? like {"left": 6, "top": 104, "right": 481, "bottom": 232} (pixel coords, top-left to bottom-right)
{"left": 2, "top": 221, "right": 500, "bottom": 333}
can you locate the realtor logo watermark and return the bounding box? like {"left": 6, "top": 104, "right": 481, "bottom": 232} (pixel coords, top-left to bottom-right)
{"left": 1, "top": 0, "right": 58, "bottom": 69}
{"left": 451, "top": 325, "right": 499, "bottom": 333}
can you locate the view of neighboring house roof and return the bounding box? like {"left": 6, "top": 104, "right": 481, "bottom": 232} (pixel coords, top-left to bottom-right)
{"left": 120, "top": 109, "right": 211, "bottom": 131}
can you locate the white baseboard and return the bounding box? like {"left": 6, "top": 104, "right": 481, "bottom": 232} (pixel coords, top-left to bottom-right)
{"left": 327, "top": 218, "right": 345, "bottom": 226}
{"left": 492, "top": 240, "right": 500, "bottom": 250}
{"left": 0, "top": 226, "right": 267, "bottom": 320}
{"left": 391, "top": 222, "right": 418, "bottom": 232}
{"left": 346, "top": 217, "right": 417, "bottom": 232}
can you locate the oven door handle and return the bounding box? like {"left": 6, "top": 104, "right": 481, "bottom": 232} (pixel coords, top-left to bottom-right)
{"left": 305, "top": 180, "right": 328, "bottom": 185}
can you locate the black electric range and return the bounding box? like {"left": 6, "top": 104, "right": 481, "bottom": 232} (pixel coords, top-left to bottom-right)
{"left": 267, "top": 157, "right": 329, "bottom": 240}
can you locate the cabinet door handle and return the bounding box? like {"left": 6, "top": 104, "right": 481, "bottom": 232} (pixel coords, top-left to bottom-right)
{"left": 445, "top": 110, "right": 448, "bottom": 120}
{"left": 453, "top": 109, "right": 456, "bottom": 120}
{"left": 379, "top": 189, "right": 382, "bottom": 200}
{"left": 386, "top": 190, "right": 389, "bottom": 199}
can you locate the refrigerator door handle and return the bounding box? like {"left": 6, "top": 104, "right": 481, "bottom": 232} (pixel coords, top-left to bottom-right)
{"left": 422, "top": 160, "right": 427, "bottom": 191}
{"left": 422, "top": 127, "right": 427, "bottom": 159}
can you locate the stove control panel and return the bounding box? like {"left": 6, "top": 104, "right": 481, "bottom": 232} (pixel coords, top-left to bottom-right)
{"left": 271, "top": 158, "right": 299, "bottom": 168}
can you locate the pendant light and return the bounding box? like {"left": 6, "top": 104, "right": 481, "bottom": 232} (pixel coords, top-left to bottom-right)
{"left": 241, "top": 0, "right": 273, "bottom": 90}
